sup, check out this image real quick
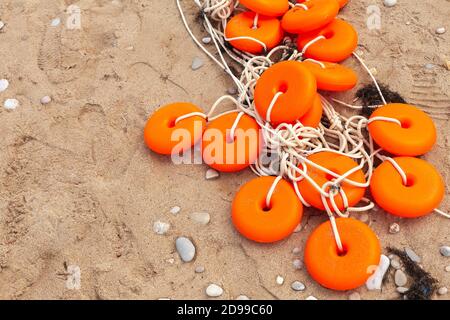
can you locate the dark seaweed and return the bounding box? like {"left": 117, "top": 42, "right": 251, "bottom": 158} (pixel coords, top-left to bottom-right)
{"left": 356, "top": 84, "right": 407, "bottom": 117}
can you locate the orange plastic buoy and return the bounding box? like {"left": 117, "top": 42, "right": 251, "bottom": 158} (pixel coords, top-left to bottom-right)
{"left": 368, "top": 103, "right": 437, "bottom": 156}
{"left": 337, "top": 0, "right": 349, "bottom": 8}
{"left": 299, "top": 94, "right": 323, "bottom": 128}
{"left": 296, "top": 151, "right": 366, "bottom": 210}
{"left": 239, "top": 0, "right": 289, "bottom": 17}
{"left": 297, "top": 19, "right": 358, "bottom": 63}
{"left": 202, "top": 112, "right": 261, "bottom": 172}
{"left": 304, "top": 218, "right": 381, "bottom": 291}
{"left": 370, "top": 157, "right": 445, "bottom": 218}
{"left": 232, "top": 176, "right": 303, "bottom": 243}
{"left": 254, "top": 61, "right": 317, "bottom": 125}
{"left": 281, "top": 0, "right": 339, "bottom": 34}
{"left": 144, "top": 102, "right": 206, "bottom": 155}
{"left": 302, "top": 60, "right": 357, "bottom": 91}
{"left": 225, "top": 12, "right": 284, "bottom": 54}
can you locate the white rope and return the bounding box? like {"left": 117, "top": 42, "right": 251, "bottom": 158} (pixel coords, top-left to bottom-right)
{"left": 175, "top": 111, "right": 207, "bottom": 124}
{"left": 301, "top": 36, "right": 326, "bottom": 56}
{"left": 265, "top": 92, "right": 284, "bottom": 122}
{"left": 265, "top": 175, "right": 283, "bottom": 209}
{"left": 229, "top": 111, "right": 245, "bottom": 142}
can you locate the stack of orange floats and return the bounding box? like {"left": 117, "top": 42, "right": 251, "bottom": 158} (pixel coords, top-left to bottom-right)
{"left": 144, "top": 0, "right": 446, "bottom": 292}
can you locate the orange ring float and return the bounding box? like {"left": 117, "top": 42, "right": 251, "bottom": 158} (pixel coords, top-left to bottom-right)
{"left": 232, "top": 176, "right": 303, "bottom": 243}
{"left": 281, "top": 0, "right": 339, "bottom": 34}
{"left": 254, "top": 61, "right": 317, "bottom": 125}
{"left": 225, "top": 12, "right": 284, "bottom": 54}
{"left": 202, "top": 112, "right": 261, "bottom": 172}
{"left": 302, "top": 60, "right": 357, "bottom": 91}
{"left": 299, "top": 94, "right": 323, "bottom": 128}
{"left": 368, "top": 103, "right": 436, "bottom": 156}
{"left": 305, "top": 218, "right": 381, "bottom": 291}
{"left": 239, "top": 0, "right": 289, "bottom": 17}
{"left": 296, "top": 151, "right": 366, "bottom": 210}
{"left": 144, "top": 102, "right": 206, "bottom": 155}
{"left": 370, "top": 157, "right": 445, "bottom": 218}
{"left": 297, "top": 19, "right": 358, "bottom": 63}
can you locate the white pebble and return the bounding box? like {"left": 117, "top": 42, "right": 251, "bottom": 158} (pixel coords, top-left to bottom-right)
{"left": 176, "top": 237, "right": 196, "bottom": 262}
{"left": 195, "top": 266, "right": 205, "bottom": 273}
{"left": 206, "top": 283, "right": 223, "bottom": 297}
{"left": 292, "top": 247, "right": 301, "bottom": 255}
{"left": 0, "top": 79, "right": 9, "bottom": 92}
{"left": 438, "top": 287, "right": 448, "bottom": 295}
{"left": 383, "top": 0, "right": 397, "bottom": 7}
{"left": 276, "top": 275, "right": 284, "bottom": 285}
{"left": 0, "top": 21, "right": 4, "bottom": 31}
{"left": 397, "top": 287, "right": 409, "bottom": 294}
{"left": 190, "top": 212, "right": 210, "bottom": 225}
{"left": 391, "top": 259, "right": 401, "bottom": 270}
{"left": 366, "top": 254, "right": 390, "bottom": 290}
{"left": 436, "top": 27, "right": 446, "bottom": 35}
{"left": 305, "top": 295, "right": 318, "bottom": 300}
{"left": 40, "top": 96, "right": 52, "bottom": 105}
{"left": 445, "top": 265, "right": 450, "bottom": 272}
{"left": 205, "top": 168, "right": 220, "bottom": 180}
{"left": 348, "top": 292, "right": 361, "bottom": 300}
{"left": 191, "top": 57, "right": 204, "bottom": 70}
{"left": 291, "top": 281, "right": 305, "bottom": 291}
{"left": 440, "top": 246, "right": 450, "bottom": 257}
{"left": 202, "top": 37, "right": 212, "bottom": 44}
{"left": 170, "top": 206, "right": 181, "bottom": 215}
{"left": 394, "top": 269, "right": 408, "bottom": 287}
{"left": 405, "top": 247, "right": 421, "bottom": 262}
{"left": 51, "top": 18, "right": 61, "bottom": 27}
{"left": 293, "top": 259, "right": 303, "bottom": 270}
{"left": 389, "top": 223, "right": 400, "bottom": 234}
{"left": 153, "top": 221, "right": 170, "bottom": 235}
{"left": 3, "top": 98, "right": 19, "bottom": 110}
{"left": 359, "top": 213, "right": 369, "bottom": 223}
{"left": 236, "top": 295, "right": 250, "bottom": 300}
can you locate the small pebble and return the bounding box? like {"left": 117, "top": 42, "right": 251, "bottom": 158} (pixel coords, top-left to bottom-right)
{"left": 0, "top": 79, "right": 9, "bottom": 92}
{"left": 166, "top": 258, "right": 175, "bottom": 264}
{"left": 190, "top": 212, "right": 210, "bottom": 225}
{"left": 359, "top": 213, "right": 370, "bottom": 223}
{"left": 391, "top": 259, "right": 401, "bottom": 270}
{"left": 348, "top": 292, "right": 361, "bottom": 300}
{"left": 293, "top": 259, "right": 303, "bottom": 270}
{"left": 0, "top": 21, "right": 4, "bottom": 31}
{"left": 439, "top": 246, "right": 450, "bottom": 257}
{"left": 436, "top": 27, "right": 446, "bottom": 35}
{"left": 51, "top": 18, "right": 61, "bottom": 27}
{"left": 3, "top": 98, "right": 19, "bottom": 110}
{"left": 227, "top": 87, "right": 237, "bottom": 95}
{"left": 195, "top": 266, "right": 205, "bottom": 273}
{"left": 405, "top": 247, "right": 421, "bottom": 263}
{"left": 425, "top": 63, "right": 435, "bottom": 70}
{"left": 445, "top": 265, "right": 450, "bottom": 272}
{"left": 397, "top": 287, "right": 409, "bottom": 294}
{"left": 202, "top": 36, "right": 212, "bottom": 44}
{"left": 389, "top": 223, "right": 400, "bottom": 234}
{"left": 293, "top": 223, "right": 302, "bottom": 233}
{"left": 206, "top": 283, "right": 223, "bottom": 297}
{"left": 395, "top": 269, "right": 408, "bottom": 287}
{"left": 291, "top": 281, "right": 306, "bottom": 291}
{"left": 369, "top": 67, "right": 378, "bottom": 76}
{"left": 383, "top": 0, "right": 397, "bottom": 7}
{"left": 191, "top": 57, "right": 204, "bottom": 70}
{"left": 445, "top": 61, "right": 450, "bottom": 71}
{"left": 236, "top": 295, "right": 250, "bottom": 300}
{"left": 276, "top": 275, "right": 284, "bottom": 285}
{"left": 292, "top": 247, "right": 301, "bottom": 255}
{"left": 153, "top": 221, "right": 170, "bottom": 235}
{"left": 366, "top": 254, "right": 390, "bottom": 290}
{"left": 175, "top": 237, "right": 196, "bottom": 262}
{"left": 40, "top": 96, "right": 52, "bottom": 105}
{"left": 306, "top": 295, "right": 318, "bottom": 300}
{"left": 205, "top": 168, "right": 220, "bottom": 180}
{"left": 170, "top": 206, "right": 181, "bottom": 215}
{"left": 438, "top": 287, "right": 448, "bottom": 295}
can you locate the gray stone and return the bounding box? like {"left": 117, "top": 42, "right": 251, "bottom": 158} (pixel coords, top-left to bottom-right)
{"left": 391, "top": 259, "right": 401, "bottom": 270}
{"left": 293, "top": 259, "right": 303, "bottom": 270}
{"left": 445, "top": 265, "right": 450, "bottom": 272}
{"left": 0, "top": 79, "right": 9, "bottom": 92}
{"left": 3, "top": 98, "right": 19, "bottom": 110}
{"left": 395, "top": 269, "right": 408, "bottom": 287}
{"left": 405, "top": 247, "right": 421, "bottom": 262}
{"left": 383, "top": 0, "right": 397, "bottom": 7}
{"left": 190, "top": 212, "right": 210, "bottom": 225}
{"left": 191, "top": 57, "right": 204, "bottom": 70}
{"left": 292, "top": 247, "right": 301, "bottom": 255}
{"left": 291, "top": 281, "right": 306, "bottom": 291}
{"left": 206, "top": 283, "right": 223, "bottom": 297}
{"left": 176, "top": 237, "right": 196, "bottom": 262}
{"left": 389, "top": 223, "right": 400, "bottom": 234}
{"left": 170, "top": 206, "right": 181, "bottom": 215}
{"left": 40, "top": 96, "right": 52, "bottom": 105}
{"left": 438, "top": 287, "right": 448, "bottom": 295}
{"left": 436, "top": 27, "right": 446, "bottom": 35}
{"left": 439, "top": 246, "right": 450, "bottom": 257}
{"left": 397, "top": 287, "right": 409, "bottom": 294}
{"left": 205, "top": 168, "right": 220, "bottom": 180}
{"left": 236, "top": 295, "right": 250, "bottom": 300}
{"left": 202, "top": 37, "right": 212, "bottom": 44}
{"left": 195, "top": 266, "right": 205, "bottom": 273}
{"left": 153, "top": 221, "right": 170, "bottom": 235}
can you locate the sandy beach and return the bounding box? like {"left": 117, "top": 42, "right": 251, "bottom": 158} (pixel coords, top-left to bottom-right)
{"left": 0, "top": 0, "right": 449, "bottom": 300}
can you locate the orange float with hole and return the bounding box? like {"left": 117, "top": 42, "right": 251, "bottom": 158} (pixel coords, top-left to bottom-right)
{"left": 239, "top": 0, "right": 289, "bottom": 17}
{"left": 144, "top": 102, "right": 206, "bottom": 155}
{"left": 304, "top": 217, "right": 381, "bottom": 291}
{"left": 225, "top": 12, "right": 284, "bottom": 54}
{"left": 232, "top": 176, "right": 303, "bottom": 243}
{"left": 368, "top": 103, "right": 436, "bottom": 156}
{"left": 297, "top": 19, "right": 358, "bottom": 63}
{"left": 296, "top": 151, "right": 366, "bottom": 210}
{"left": 281, "top": 0, "right": 339, "bottom": 34}
{"left": 202, "top": 111, "right": 261, "bottom": 172}
{"left": 254, "top": 61, "right": 317, "bottom": 125}
{"left": 299, "top": 95, "right": 323, "bottom": 128}
{"left": 370, "top": 157, "right": 445, "bottom": 218}
{"left": 302, "top": 60, "right": 357, "bottom": 91}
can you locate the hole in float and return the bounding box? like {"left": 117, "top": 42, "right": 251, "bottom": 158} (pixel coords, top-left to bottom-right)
{"left": 404, "top": 175, "right": 415, "bottom": 187}
{"left": 262, "top": 205, "right": 272, "bottom": 212}
{"left": 278, "top": 82, "right": 289, "bottom": 93}
{"left": 401, "top": 118, "right": 412, "bottom": 129}
{"left": 168, "top": 118, "right": 176, "bottom": 128}
{"left": 336, "top": 245, "right": 348, "bottom": 257}
{"left": 322, "top": 31, "right": 334, "bottom": 39}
